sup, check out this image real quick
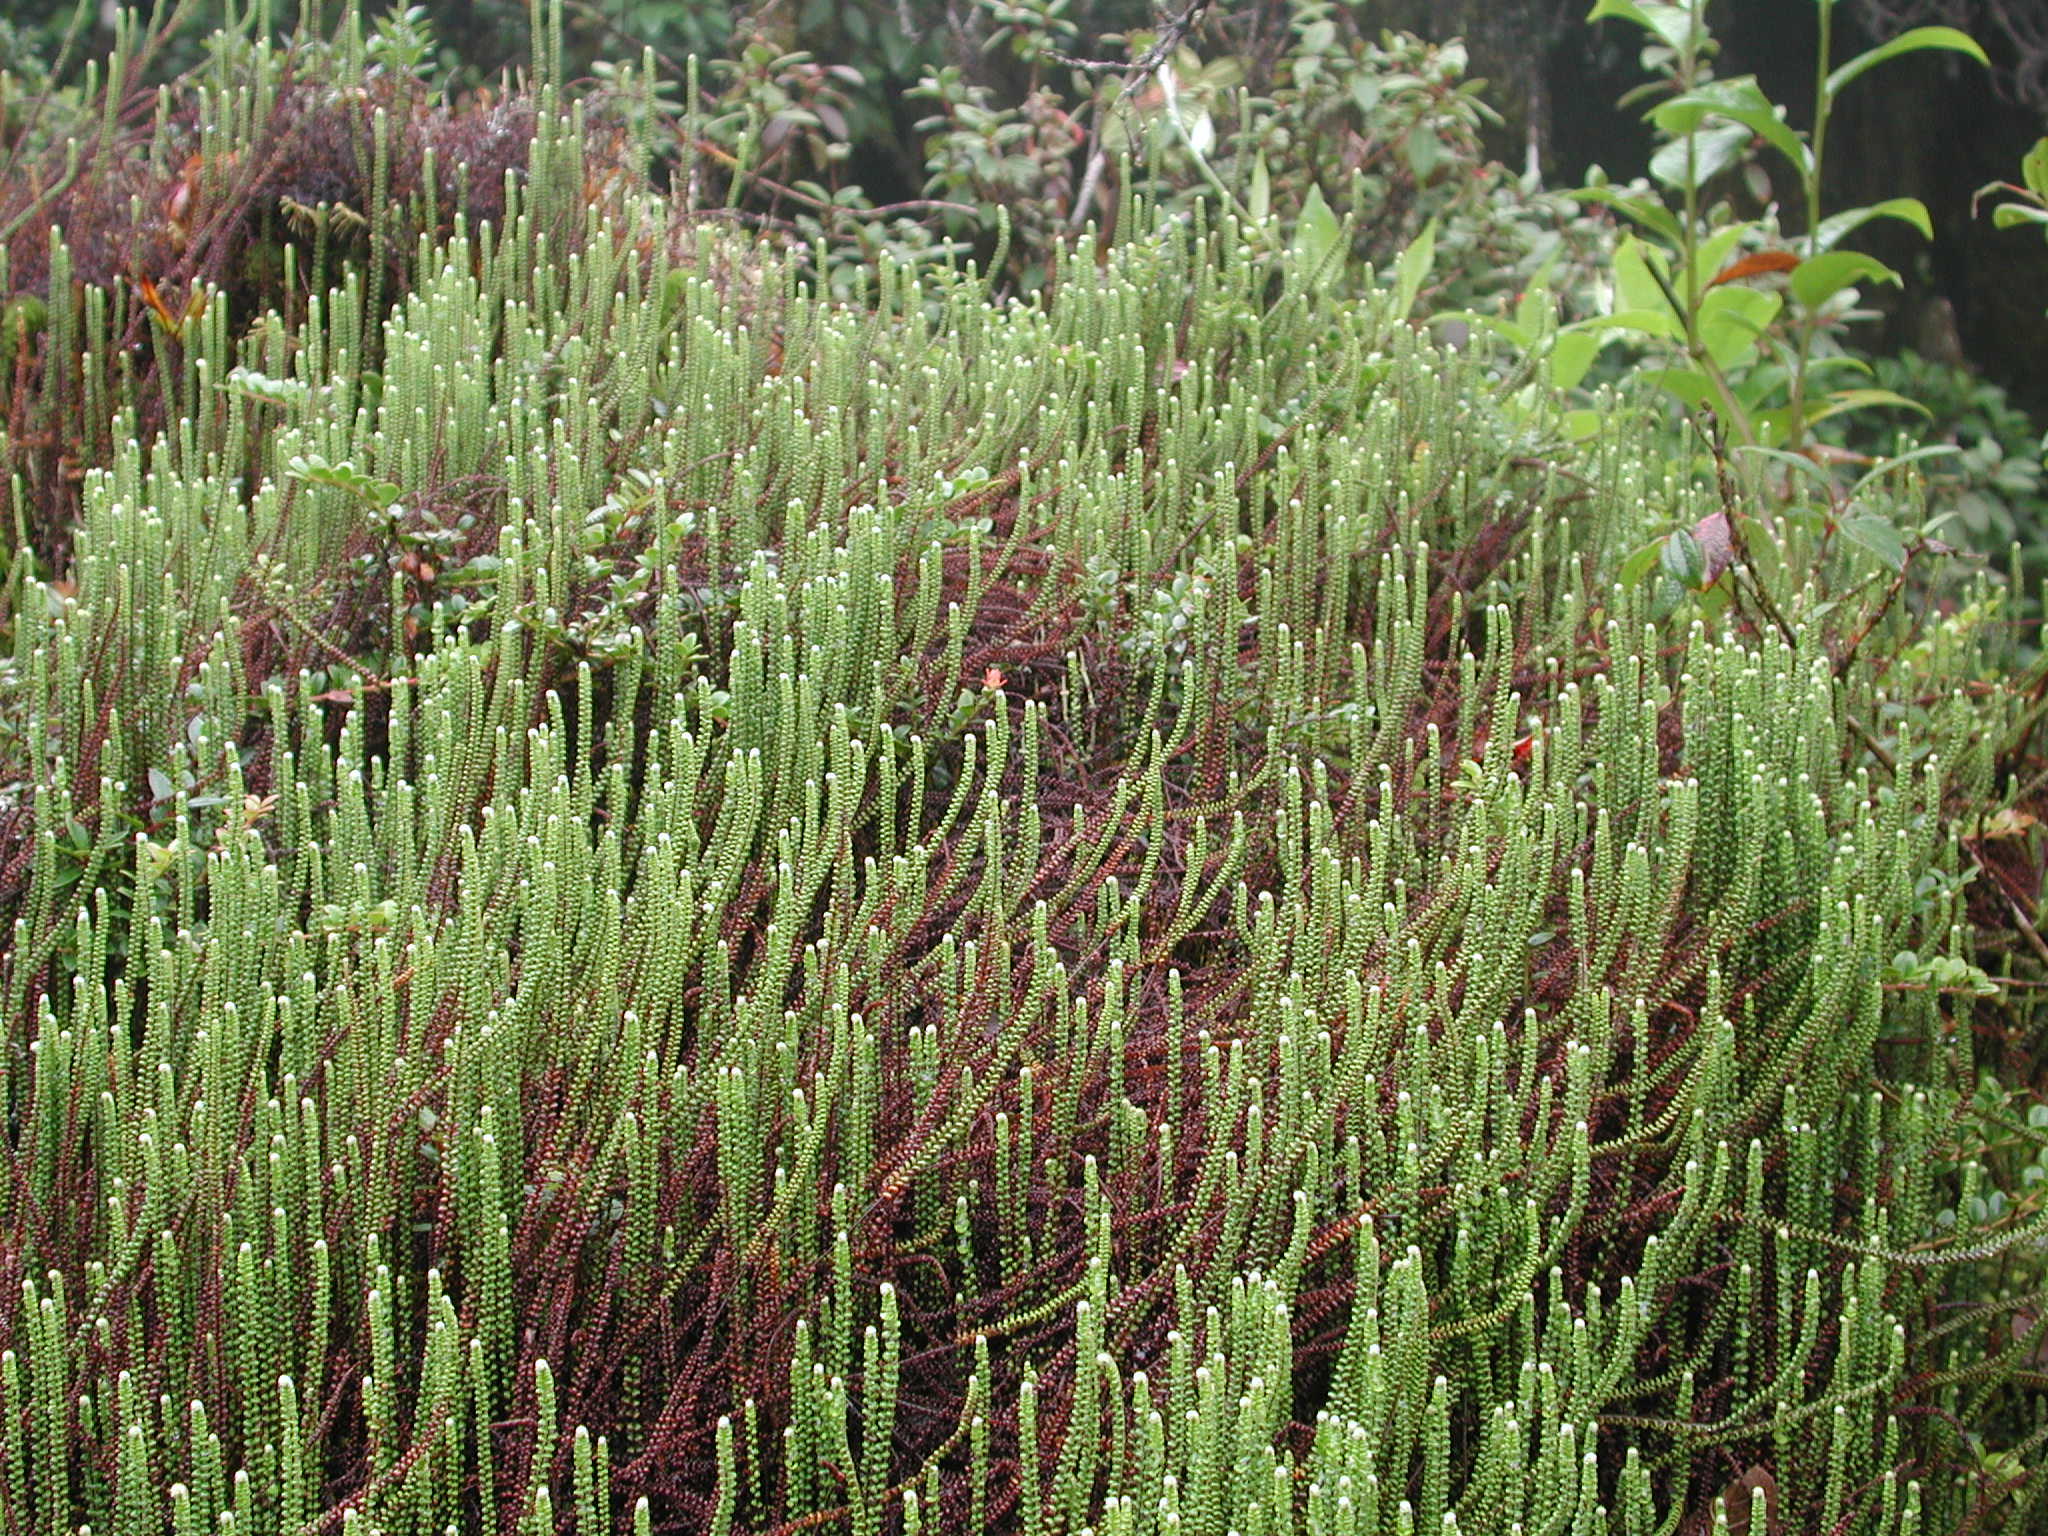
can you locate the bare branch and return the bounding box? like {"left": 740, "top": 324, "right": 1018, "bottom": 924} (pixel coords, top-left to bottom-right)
{"left": 1063, "top": 0, "right": 1214, "bottom": 232}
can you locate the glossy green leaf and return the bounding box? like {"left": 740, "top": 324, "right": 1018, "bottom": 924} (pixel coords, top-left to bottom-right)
{"left": 1550, "top": 330, "right": 1603, "bottom": 390}
{"left": 1735, "top": 444, "right": 1839, "bottom": 489}
{"left": 1788, "top": 250, "right": 1900, "bottom": 309}
{"left": 1586, "top": 0, "right": 1700, "bottom": 53}
{"left": 1849, "top": 442, "right": 1961, "bottom": 495}
{"left": 1653, "top": 78, "right": 1811, "bottom": 177}
{"left": 1569, "top": 309, "right": 1682, "bottom": 334}
{"left": 1572, "top": 184, "right": 1685, "bottom": 247}
{"left": 1461, "top": 313, "right": 1532, "bottom": 349}
{"left": 1821, "top": 387, "right": 1931, "bottom": 418}
{"left": 1392, "top": 215, "right": 1438, "bottom": 318}
{"left": 1619, "top": 538, "right": 1663, "bottom": 585}
{"left": 1992, "top": 203, "right": 2048, "bottom": 231}
{"left": 1405, "top": 124, "right": 1448, "bottom": 182}
{"left": 1648, "top": 122, "right": 1751, "bottom": 193}
{"left": 1611, "top": 236, "right": 1681, "bottom": 333}
{"left": 1559, "top": 407, "right": 1605, "bottom": 440}
{"left": 1813, "top": 197, "right": 1932, "bottom": 249}
{"left": 1696, "top": 285, "right": 1779, "bottom": 368}
{"left": 1824, "top": 26, "right": 1989, "bottom": 100}
{"left": 1638, "top": 366, "right": 1717, "bottom": 408}
{"left": 1660, "top": 526, "right": 1706, "bottom": 588}
{"left": 1840, "top": 509, "right": 1906, "bottom": 570}
{"left": 1801, "top": 353, "right": 1873, "bottom": 382}
{"left": 1292, "top": 183, "right": 1342, "bottom": 278}
{"left": 1689, "top": 223, "right": 1754, "bottom": 291}
{"left": 2024, "top": 137, "right": 2048, "bottom": 200}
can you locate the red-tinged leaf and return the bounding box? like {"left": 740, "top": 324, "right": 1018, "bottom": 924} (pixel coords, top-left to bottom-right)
{"left": 312, "top": 689, "right": 355, "bottom": 704}
{"left": 1802, "top": 441, "right": 1873, "bottom": 466}
{"left": 1705, "top": 250, "right": 1799, "bottom": 288}
{"left": 136, "top": 275, "right": 177, "bottom": 331}
{"left": 1980, "top": 807, "right": 2037, "bottom": 840}
{"left": 1678, "top": 1468, "right": 1780, "bottom": 1536}
{"left": 1690, "top": 510, "right": 1733, "bottom": 582}
{"left": 1723, "top": 1467, "right": 1780, "bottom": 1536}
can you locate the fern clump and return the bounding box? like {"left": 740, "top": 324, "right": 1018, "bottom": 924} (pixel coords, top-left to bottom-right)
{"left": 0, "top": 6, "right": 2043, "bottom": 1534}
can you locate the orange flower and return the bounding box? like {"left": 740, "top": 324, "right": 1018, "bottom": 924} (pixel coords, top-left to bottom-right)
{"left": 135, "top": 276, "right": 205, "bottom": 336}
{"left": 135, "top": 276, "right": 176, "bottom": 331}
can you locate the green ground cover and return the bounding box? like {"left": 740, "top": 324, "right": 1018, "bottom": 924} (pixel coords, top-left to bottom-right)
{"left": 1, "top": 5, "right": 2045, "bottom": 1532}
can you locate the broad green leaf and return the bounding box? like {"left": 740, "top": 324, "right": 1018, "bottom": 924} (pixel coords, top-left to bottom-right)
{"left": 1849, "top": 442, "right": 1960, "bottom": 496}
{"left": 1824, "top": 27, "right": 1988, "bottom": 101}
{"left": 1461, "top": 314, "right": 1533, "bottom": 349}
{"left": 1392, "top": 216, "right": 1438, "bottom": 318}
{"left": 2024, "top": 137, "right": 2048, "bottom": 199}
{"left": 1789, "top": 250, "right": 1900, "bottom": 309}
{"left": 1405, "top": 124, "right": 1447, "bottom": 182}
{"left": 1738, "top": 354, "right": 1792, "bottom": 403}
{"left": 1660, "top": 527, "right": 1706, "bottom": 589}
{"left": 1696, "top": 285, "right": 1779, "bottom": 368}
{"left": 1689, "top": 223, "right": 1753, "bottom": 291}
{"left": 1992, "top": 203, "right": 2048, "bottom": 231}
{"left": 1813, "top": 197, "right": 1932, "bottom": 249}
{"left": 1649, "top": 122, "right": 1751, "bottom": 193}
{"left": 1586, "top": 0, "right": 1652, "bottom": 24}
{"left": 1653, "top": 79, "right": 1810, "bottom": 176}
{"left": 1248, "top": 152, "right": 1271, "bottom": 223}
{"left": 1566, "top": 309, "right": 1681, "bottom": 335}
{"left": 1550, "top": 330, "right": 1603, "bottom": 391}
{"left": 1798, "top": 391, "right": 1926, "bottom": 432}
{"left": 1821, "top": 387, "right": 1931, "bottom": 419}
{"left": 1802, "top": 354, "right": 1873, "bottom": 381}
{"left": 1611, "top": 236, "right": 1680, "bottom": 331}
{"left": 1515, "top": 280, "right": 1553, "bottom": 340}
{"left": 1619, "top": 538, "right": 1663, "bottom": 585}
{"left": 1573, "top": 184, "right": 1684, "bottom": 247}
{"left": 1190, "top": 53, "right": 1244, "bottom": 92}
{"left": 1751, "top": 405, "right": 1794, "bottom": 447}
{"left": 1587, "top": 0, "right": 1699, "bottom": 53}
{"left": 1840, "top": 509, "right": 1906, "bottom": 571}
{"left": 1638, "top": 366, "right": 1717, "bottom": 409}
{"left": 1560, "top": 408, "right": 1605, "bottom": 441}
{"left": 1292, "top": 183, "right": 1342, "bottom": 278}
{"left": 1649, "top": 571, "right": 1686, "bottom": 622}
{"left": 1735, "top": 444, "right": 1838, "bottom": 488}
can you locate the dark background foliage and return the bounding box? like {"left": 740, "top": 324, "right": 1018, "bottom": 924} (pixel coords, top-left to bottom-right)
{"left": 7, "top": 0, "right": 2045, "bottom": 407}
